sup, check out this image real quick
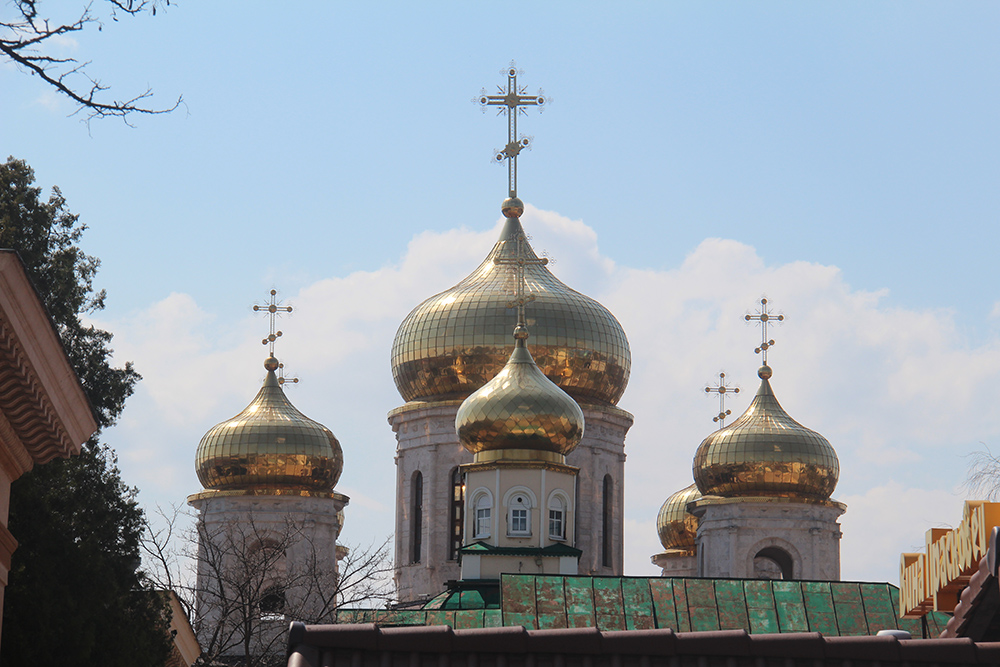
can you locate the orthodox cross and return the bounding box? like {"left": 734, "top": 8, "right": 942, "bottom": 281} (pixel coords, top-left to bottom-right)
{"left": 494, "top": 232, "right": 548, "bottom": 331}
{"left": 277, "top": 363, "right": 299, "bottom": 386}
{"left": 478, "top": 61, "right": 546, "bottom": 199}
{"left": 745, "top": 297, "right": 784, "bottom": 364}
{"left": 253, "top": 289, "right": 293, "bottom": 357}
{"left": 705, "top": 372, "right": 739, "bottom": 427}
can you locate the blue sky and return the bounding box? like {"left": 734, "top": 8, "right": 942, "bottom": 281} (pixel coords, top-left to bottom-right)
{"left": 3, "top": 2, "right": 999, "bottom": 583}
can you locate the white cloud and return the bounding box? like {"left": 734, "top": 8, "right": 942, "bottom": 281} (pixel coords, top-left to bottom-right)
{"left": 104, "top": 208, "right": 1000, "bottom": 587}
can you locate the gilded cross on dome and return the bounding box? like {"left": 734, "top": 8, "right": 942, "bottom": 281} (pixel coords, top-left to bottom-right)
{"left": 477, "top": 61, "right": 547, "bottom": 199}
{"left": 493, "top": 232, "right": 548, "bottom": 337}
{"left": 745, "top": 297, "right": 784, "bottom": 364}
{"left": 253, "top": 289, "right": 293, "bottom": 357}
{"left": 705, "top": 372, "right": 740, "bottom": 427}
{"left": 277, "top": 362, "right": 299, "bottom": 386}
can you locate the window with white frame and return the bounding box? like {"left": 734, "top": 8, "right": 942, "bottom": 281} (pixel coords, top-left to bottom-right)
{"left": 548, "top": 495, "right": 566, "bottom": 540}
{"left": 508, "top": 494, "right": 531, "bottom": 536}
{"left": 473, "top": 492, "right": 492, "bottom": 539}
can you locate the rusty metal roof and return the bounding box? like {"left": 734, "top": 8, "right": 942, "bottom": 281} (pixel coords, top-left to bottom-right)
{"left": 335, "top": 575, "right": 950, "bottom": 637}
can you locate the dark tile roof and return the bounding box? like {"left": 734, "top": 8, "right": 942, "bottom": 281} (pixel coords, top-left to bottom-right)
{"left": 286, "top": 623, "right": 1000, "bottom": 667}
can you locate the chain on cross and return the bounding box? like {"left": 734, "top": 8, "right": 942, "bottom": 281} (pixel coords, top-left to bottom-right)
{"left": 253, "top": 289, "right": 293, "bottom": 357}
{"left": 745, "top": 297, "right": 784, "bottom": 364}
{"left": 493, "top": 232, "right": 548, "bottom": 332}
{"left": 705, "top": 372, "right": 740, "bottom": 427}
{"left": 477, "top": 61, "right": 546, "bottom": 199}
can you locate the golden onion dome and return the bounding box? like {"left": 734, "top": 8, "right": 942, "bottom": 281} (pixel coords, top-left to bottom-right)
{"left": 391, "top": 211, "right": 630, "bottom": 406}
{"left": 656, "top": 483, "right": 701, "bottom": 551}
{"left": 195, "top": 356, "right": 344, "bottom": 492}
{"left": 456, "top": 325, "right": 584, "bottom": 462}
{"left": 693, "top": 365, "right": 839, "bottom": 500}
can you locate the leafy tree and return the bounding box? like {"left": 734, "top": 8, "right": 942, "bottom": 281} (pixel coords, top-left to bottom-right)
{"left": 0, "top": 156, "right": 172, "bottom": 666}
{"left": 1, "top": 1, "right": 181, "bottom": 121}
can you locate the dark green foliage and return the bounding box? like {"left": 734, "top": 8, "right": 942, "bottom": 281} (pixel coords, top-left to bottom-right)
{"left": 0, "top": 157, "right": 171, "bottom": 665}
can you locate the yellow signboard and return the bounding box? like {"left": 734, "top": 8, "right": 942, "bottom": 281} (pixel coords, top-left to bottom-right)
{"left": 899, "top": 500, "right": 1000, "bottom": 618}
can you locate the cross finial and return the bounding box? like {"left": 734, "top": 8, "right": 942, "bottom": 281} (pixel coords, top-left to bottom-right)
{"left": 745, "top": 297, "right": 784, "bottom": 364}
{"left": 253, "top": 289, "right": 293, "bottom": 357}
{"left": 705, "top": 372, "right": 740, "bottom": 427}
{"left": 493, "top": 232, "right": 548, "bottom": 342}
{"left": 477, "top": 61, "right": 547, "bottom": 199}
{"left": 277, "top": 362, "right": 299, "bottom": 386}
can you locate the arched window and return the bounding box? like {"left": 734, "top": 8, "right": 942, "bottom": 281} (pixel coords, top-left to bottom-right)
{"left": 259, "top": 585, "right": 286, "bottom": 620}
{"left": 754, "top": 547, "right": 793, "bottom": 580}
{"left": 449, "top": 467, "right": 464, "bottom": 560}
{"left": 410, "top": 471, "right": 423, "bottom": 563}
{"left": 602, "top": 474, "right": 613, "bottom": 567}
{"left": 548, "top": 495, "right": 566, "bottom": 540}
{"left": 507, "top": 493, "right": 531, "bottom": 537}
{"left": 473, "top": 491, "right": 492, "bottom": 539}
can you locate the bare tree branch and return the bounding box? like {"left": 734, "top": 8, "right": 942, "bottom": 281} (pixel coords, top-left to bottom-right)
{"left": 141, "top": 504, "right": 395, "bottom": 667}
{"left": 965, "top": 445, "right": 1000, "bottom": 500}
{"left": 1, "top": 0, "right": 182, "bottom": 123}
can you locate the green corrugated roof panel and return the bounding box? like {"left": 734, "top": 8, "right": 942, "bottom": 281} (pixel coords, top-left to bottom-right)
{"left": 715, "top": 580, "right": 750, "bottom": 631}
{"left": 425, "top": 610, "right": 455, "bottom": 626}
{"left": 744, "top": 580, "right": 781, "bottom": 634}
{"left": 859, "top": 583, "right": 897, "bottom": 634}
{"left": 594, "top": 578, "right": 626, "bottom": 631}
{"left": 622, "top": 578, "right": 656, "bottom": 630}
{"left": 649, "top": 578, "right": 680, "bottom": 630}
{"left": 802, "top": 581, "right": 838, "bottom": 635}
{"left": 501, "top": 575, "right": 535, "bottom": 620}
{"left": 685, "top": 579, "right": 721, "bottom": 632}
{"left": 484, "top": 609, "right": 503, "bottom": 627}
{"left": 772, "top": 581, "right": 809, "bottom": 632}
{"left": 565, "top": 577, "right": 596, "bottom": 628}
{"left": 454, "top": 610, "right": 485, "bottom": 629}
{"left": 536, "top": 576, "right": 568, "bottom": 629}
{"left": 831, "top": 583, "right": 867, "bottom": 636}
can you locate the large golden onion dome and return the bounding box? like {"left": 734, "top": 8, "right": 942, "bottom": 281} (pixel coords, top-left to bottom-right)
{"left": 195, "top": 356, "right": 344, "bottom": 492}
{"left": 456, "top": 315, "right": 585, "bottom": 461}
{"left": 656, "top": 483, "right": 701, "bottom": 551}
{"left": 693, "top": 365, "right": 839, "bottom": 501}
{"left": 392, "top": 210, "right": 630, "bottom": 406}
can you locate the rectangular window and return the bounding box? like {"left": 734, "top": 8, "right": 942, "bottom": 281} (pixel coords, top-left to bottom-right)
{"left": 511, "top": 508, "right": 528, "bottom": 534}
{"left": 549, "top": 509, "right": 564, "bottom": 540}
{"left": 475, "top": 507, "right": 491, "bottom": 538}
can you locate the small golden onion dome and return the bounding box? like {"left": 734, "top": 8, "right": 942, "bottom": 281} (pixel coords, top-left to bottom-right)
{"left": 693, "top": 365, "right": 839, "bottom": 500}
{"left": 195, "top": 357, "right": 344, "bottom": 492}
{"left": 455, "top": 335, "right": 584, "bottom": 461}
{"left": 391, "top": 213, "right": 631, "bottom": 406}
{"left": 656, "top": 483, "right": 701, "bottom": 551}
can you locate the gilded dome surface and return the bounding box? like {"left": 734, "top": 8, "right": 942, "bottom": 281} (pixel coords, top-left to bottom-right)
{"left": 656, "top": 483, "right": 701, "bottom": 551}
{"left": 392, "top": 216, "right": 631, "bottom": 406}
{"left": 196, "top": 358, "right": 343, "bottom": 492}
{"left": 456, "top": 338, "right": 584, "bottom": 460}
{"left": 693, "top": 366, "right": 839, "bottom": 500}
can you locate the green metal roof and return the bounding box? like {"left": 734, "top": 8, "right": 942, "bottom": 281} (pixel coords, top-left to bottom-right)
{"left": 459, "top": 541, "right": 583, "bottom": 558}
{"left": 336, "top": 575, "right": 951, "bottom": 638}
